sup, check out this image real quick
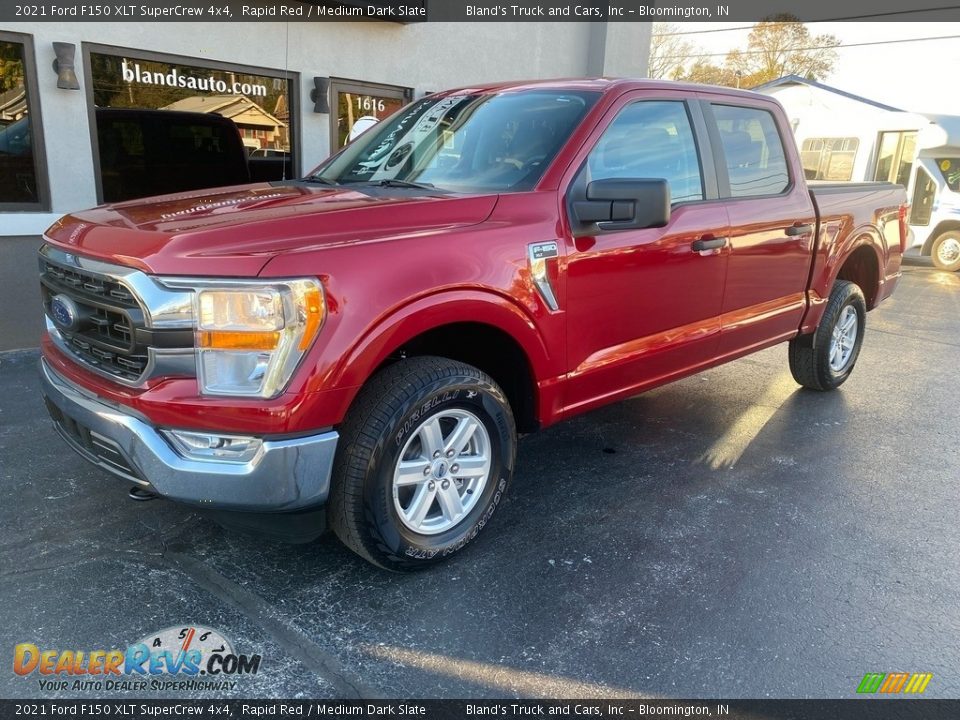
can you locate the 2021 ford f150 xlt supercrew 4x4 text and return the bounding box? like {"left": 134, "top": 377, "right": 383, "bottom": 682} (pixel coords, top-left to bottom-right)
{"left": 38, "top": 79, "right": 908, "bottom": 569}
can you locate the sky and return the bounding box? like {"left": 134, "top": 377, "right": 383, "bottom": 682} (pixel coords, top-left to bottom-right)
{"left": 674, "top": 22, "right": 960, "bottom": 116}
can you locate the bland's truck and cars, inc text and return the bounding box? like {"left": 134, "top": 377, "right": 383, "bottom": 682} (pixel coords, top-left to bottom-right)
{"left": 37, "top": 79, "right": 907, "bottom": 570}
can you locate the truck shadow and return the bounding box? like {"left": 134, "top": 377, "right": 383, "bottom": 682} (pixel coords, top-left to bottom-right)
{"left": 158, "top": 364, "right": 861, "bottom": 697}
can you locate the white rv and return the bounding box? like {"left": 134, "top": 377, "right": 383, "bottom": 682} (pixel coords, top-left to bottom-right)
{"left": 757, "top": 75, "right": 960, "bottom": 271}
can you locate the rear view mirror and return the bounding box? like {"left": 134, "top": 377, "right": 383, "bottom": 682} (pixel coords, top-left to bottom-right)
{"left": 571, "top": 178, "right": 671, "bottom": 235}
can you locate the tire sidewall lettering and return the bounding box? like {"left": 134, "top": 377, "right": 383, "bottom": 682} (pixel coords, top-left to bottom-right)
{"left": 371, "top": 379, "right": 514, "bottom": 563}
{"left": 394, "top": 389, "right": 465, "bottom": 448}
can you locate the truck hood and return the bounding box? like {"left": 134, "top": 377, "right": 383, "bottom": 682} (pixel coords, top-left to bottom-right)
{"left": 43, "top": 182, "right": 499, "bottom": 276}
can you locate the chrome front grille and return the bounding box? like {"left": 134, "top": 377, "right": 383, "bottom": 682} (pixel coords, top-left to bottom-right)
{"left": 63, "top": 333, "right": 149, "bottom": 381}
{"left": 41, "top": 260, "right": 138, "bottom": 307}
{"left": 39, "top": 246, "right": 196, "bottom": 386}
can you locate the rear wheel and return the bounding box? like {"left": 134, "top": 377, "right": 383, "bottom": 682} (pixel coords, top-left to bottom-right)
{"left": 931, "top": 232, "right": 960, "bottom": 272}
{"left": 788, "top": 279, "right": 866, "bottom": 391}
{"left": 328, "top": 356, "right": 516, "bottom": 571}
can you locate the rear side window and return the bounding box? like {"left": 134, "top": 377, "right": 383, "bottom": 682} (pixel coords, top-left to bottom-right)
{"left": 96, "top": 113, "right": 249, "bottom": 202}
{"left": 166, "top": 123, "right": 229, "bottom": 157}
{"left": 97, "top": 119, "right": 147, "bottom": 202}
{"left": 587, "top": 101, "right": 704, "bottom": 204}
{"left": 712, "top": 104, "right": 790, "bottom": 197}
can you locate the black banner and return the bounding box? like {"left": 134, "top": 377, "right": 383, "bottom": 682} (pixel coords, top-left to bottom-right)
{"left": 4, "top": 0, "right": 960, "bottom": 22}
{"left": 2, "top": 700, "right": 960, "bottom": 719}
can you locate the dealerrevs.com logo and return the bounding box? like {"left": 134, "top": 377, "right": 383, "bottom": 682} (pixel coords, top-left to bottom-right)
{"left": 13, "top": 626, "right": 261, "bottom": 693}
{"left": 856, "top": 672, "right": 933, "bottom": 694}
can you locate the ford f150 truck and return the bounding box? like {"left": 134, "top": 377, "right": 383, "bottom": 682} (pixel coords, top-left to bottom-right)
{"left": 38, "top": 79, "right": 908, "bottom": 570}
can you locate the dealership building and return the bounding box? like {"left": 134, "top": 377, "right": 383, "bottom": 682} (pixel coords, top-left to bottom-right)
{"left": 0, "top": 19, "right": 649, "bottom": 349}
{"left": 0, "top": 21, "right": 650, "bottom": 350}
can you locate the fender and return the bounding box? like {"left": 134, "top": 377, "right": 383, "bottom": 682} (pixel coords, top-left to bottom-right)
{"left": 300, "top": 288, "right": 560, "bottom": 422}
{"left": 801, "top": 224, "right": 886, "bottom": 335}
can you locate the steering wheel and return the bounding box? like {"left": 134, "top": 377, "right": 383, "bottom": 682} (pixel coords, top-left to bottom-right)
{"left": 504, "top": 154, "right": 548, "bottom": 172}
{"left": 520, "top": 154, "right": 549, "bottom": 171}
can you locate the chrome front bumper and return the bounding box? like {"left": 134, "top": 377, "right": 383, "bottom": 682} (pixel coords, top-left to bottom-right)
{"left": 38, "top": 358, "right": 339, "bottom": 512}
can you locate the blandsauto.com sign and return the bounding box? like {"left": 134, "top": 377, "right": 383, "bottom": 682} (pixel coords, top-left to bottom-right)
{"left": 121, "top": 60, "right": 267, "bottom": 96}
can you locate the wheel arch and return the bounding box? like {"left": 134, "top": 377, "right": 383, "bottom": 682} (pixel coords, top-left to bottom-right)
{"left": 835, "top": 238, "right": 882, "bottom": 309}
{"left": 921, "top": 220, "right": 960, "bottom": 256}
{"left": 802, "top": 227, "right": 885, "bottom": 334}
{"left": 332, "top": 291, "right": 555, "bottom": 434}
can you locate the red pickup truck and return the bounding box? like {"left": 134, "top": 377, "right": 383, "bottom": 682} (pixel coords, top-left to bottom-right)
{"left": 38, "top": 79, "right": 907, "bottom": 570}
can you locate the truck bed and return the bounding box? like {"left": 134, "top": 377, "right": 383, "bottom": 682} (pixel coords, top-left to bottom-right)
{"left": 805, "top": 180, "right": 907, "bottom": 326}
{"left": 807, "top": 181, "right": 902, "bottom": 194}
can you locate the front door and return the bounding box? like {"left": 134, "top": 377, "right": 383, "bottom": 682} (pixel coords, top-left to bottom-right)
{"left": 561, "top": 95, "right": 730, "bottom": 417}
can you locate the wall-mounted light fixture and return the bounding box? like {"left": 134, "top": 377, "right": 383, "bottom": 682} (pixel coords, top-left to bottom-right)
{"left": 309, "top": 77, "right": 330, "bottom": 113}
{"left": 52, "top": 42, "right": 80, "bottom": 90}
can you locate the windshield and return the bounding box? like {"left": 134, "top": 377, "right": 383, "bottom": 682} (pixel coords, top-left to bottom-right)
{"left": 935, "top": 158, "right": 960, "bottom": 192}
{"left": 312, "top": 90, "right": 598, "bottom": 192}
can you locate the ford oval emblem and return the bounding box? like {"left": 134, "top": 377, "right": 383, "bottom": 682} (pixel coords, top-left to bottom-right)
{"left": 50, "top": 294, "right": 79, "bottom": 330}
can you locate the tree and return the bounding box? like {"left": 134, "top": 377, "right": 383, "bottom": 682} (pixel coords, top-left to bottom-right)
{"left": 647, "top": 23, "right": 693, "bottom": 80}
{"left": 681, "top": 60, "right": 738, "bottom": 87}
{"left": 0, "top": 42, "right": 25, "bottom": 94}
{"left": 667, "top": 15, "right": 840, "bottom": 89}
{"left": 728, "top": 15, "right": 840, "bottom": 86}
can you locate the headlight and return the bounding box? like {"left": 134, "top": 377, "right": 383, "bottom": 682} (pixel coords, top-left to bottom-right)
{"left": 190, "top": 279, "right": 324, "bottom": 398}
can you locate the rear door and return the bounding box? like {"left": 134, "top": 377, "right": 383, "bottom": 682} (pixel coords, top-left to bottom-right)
{"left": 560, "top": 91, "right": 731, "bottom": 417}
{"left": 701, "top": 97, "right": 818, "bottom": 357}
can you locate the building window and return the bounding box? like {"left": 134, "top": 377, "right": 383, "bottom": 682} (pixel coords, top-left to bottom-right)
{"left": 86, "top": 47, "right": 298, "bottom": 202}
{"left": 330, "top": 78, "right": 411, "bottom": 150}
{"left": 800, "top": 137, "right": 860, "bottom": 181}
{"left": 0, "top": 32, "right": 49, "bottom": 210}
{"left": 874, "top": 130, "right": 917, "bottom": 186}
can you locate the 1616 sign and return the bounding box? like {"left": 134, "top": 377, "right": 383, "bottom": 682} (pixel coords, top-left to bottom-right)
{"left": 352, "top": 96, "right": 388, "bottom": 113}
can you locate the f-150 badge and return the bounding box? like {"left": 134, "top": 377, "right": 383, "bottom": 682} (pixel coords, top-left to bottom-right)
{"left": 528, "top": 241, "right": 560, "bottom": 311}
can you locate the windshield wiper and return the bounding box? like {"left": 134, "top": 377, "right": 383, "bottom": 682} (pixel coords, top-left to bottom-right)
{"left": 302, "top": 175, "right": 339, "bottom": 186}
{"left": 367, "top": 178, "right": 436, "bottom": 190}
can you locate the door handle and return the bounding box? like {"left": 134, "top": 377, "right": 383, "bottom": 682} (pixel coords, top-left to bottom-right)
{"left": 785, "top": 223, "right": 813, "bottom": 236}
{"left": 692, "top": 236, "right": 728, "bottom": 252}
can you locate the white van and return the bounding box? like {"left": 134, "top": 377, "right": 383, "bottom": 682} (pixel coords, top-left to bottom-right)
{"left": 904, "top": 116, "right": 960, "bottom": 271}
{"left": 795, "top": 120, "right": 960, "bottom": 271}
{"left": 757, "top": 77, "right": 960, "bottom": 271}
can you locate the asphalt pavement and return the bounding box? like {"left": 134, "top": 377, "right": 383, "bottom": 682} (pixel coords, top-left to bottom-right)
{"left": 1, "top": 263, "right": 958, "bottom": 700}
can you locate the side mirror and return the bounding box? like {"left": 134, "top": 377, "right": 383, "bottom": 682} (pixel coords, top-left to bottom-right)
{"left": 571, "top": 178, "right": 671, "bottom": 235}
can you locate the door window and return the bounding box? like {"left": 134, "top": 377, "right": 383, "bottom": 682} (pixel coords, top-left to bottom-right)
{"left": 586, "top": 101, "right": 704, "bottom": 204}
{"left": 910, "top": 167, "right": 936, "bottom": 227}
{"left": 712, "top": 104, "right": 790, "bottom": 197}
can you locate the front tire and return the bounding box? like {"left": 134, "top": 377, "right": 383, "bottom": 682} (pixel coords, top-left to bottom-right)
{"left": 931, "top": 232, "right": 960, "bottom": 272}
{"left": 788, "top": 279, "right": 866, "bottom": 391}
{"left": 328, "top": 356, "right": 516, "bottom": 571}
